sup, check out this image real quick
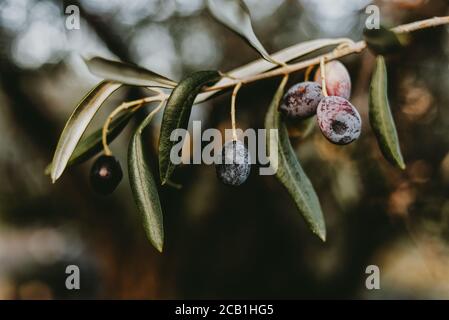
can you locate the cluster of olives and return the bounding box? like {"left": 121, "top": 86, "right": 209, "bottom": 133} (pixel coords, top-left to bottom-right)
{"left": 214, "top": 61, "right": 360, "bottom": 188}
{"left": 90, "top": 61, "right": 358, "bottom": 194}
{"left": 280, "top": 61, "right": 361, "bottom": 145}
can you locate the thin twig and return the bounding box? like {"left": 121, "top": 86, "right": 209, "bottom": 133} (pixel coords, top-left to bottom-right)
{"left": 320, "top": 57, "right": 328, "bottom": 97}
{"left": 101, "top": 94, "right": 167, "bottom": 156}
{"left": 204, "top": 16, "right": 449, "bottom": 93}
{"left": 304, "top": 65, "right": 314, "bottom": 82}
{"left": 146, "top": 99, "right": 166, "bottom": 120}
{"left": 280, "top": 74, "right": 289, "bottom": 90}
{"left": 231, "top": 82, "right": 243, "bottom": 141}
{"left": 391, "top": 16, "right": 449, "bottom": 33}
{"left": 115, "top": 16, "right": 449, "bottom": 111}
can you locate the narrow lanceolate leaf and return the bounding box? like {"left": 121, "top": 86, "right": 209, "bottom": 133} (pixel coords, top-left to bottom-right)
{"left": 86, "top": 57, "right": 177, "bottom": 88}
{"left": 159, "top": 71, "right": 220, "bottom": 184}
{"left": 207, "top": 0, "right": 276, "bottom": 64}
{"left": 369, "top": 56, "right": 406, "bottom": 170}
{"left": 68, "top": 109, "right": 136, "bottom": 166}
{"left": 45, "top": 108, "right": 137, "bottom": 175}
{"left": 196, "top": 38, "right": 352, "bottom": 103}
{"left": 265, "top": 78, "right": 326, "bottom": 241}
{"left": 50, "top": 81, "right": 122, "bottom": 182}
{"left": 129, "top": 109, "right": 164, "bottom": 252}
{"left": 288, "top": 117, "right": 316, "bottom": 139}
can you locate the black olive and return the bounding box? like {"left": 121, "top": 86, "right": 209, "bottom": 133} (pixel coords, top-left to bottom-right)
{"left": 279, "top": 81, "right": 323, "bottom": 120}
{"left": 215, "top": 140, "right": 251, "bottom": 186}
{"left": 90, "top": 155, "right": 123, "bottom": 195}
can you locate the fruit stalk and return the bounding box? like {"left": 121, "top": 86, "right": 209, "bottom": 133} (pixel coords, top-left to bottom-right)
{"left": 101, "top": 93, "right": 168, "bottom": 156}
{"left": 319, "top": 57, "right": 328, "bottom": 97}
{"left": 230, "top": 82, "right": 242, "bottom": 141}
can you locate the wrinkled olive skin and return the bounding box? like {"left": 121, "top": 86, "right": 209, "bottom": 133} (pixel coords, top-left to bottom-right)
{"left": 279, "top": 81, "right": 323, "bottom": 120}
{"left": 90, "top": 155, "right": 123, "bottom": 195}
{"left": 215, "top": 140, "right": 251, "bottom": 186}
{"left": 317, "top": 96, "right": 361, "bottom": 145}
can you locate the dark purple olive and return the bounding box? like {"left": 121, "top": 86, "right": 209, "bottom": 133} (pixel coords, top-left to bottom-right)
{"left": 316, "top": 96, "right": 361, "bottom": 145}
{"left": 90, "top": 155, "right": 123, "bottom": 195}
{"left": 215, "top": 140, "right": 251, "bottom": 186}
{"left": 279, "top": 81, "right": 323, "bottom": 119}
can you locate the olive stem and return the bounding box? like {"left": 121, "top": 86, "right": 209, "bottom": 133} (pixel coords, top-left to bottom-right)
{"left": 320, "top": 57, "right": 328, "bottom": 97}
{"left": 145, "top": 98, "right": 166, "bottom": 124}
{"left": 304, "top": 65, "right": 314, "bottom": 82}
{"left": 202, "top": 41, "right": 365, "bottom": 93}
{"left": 202, "top": 16, "right": 449, "bottom": 93}
{"left": 391, "top": 16, "right": 449, "bottom": 33}
{"left": 280, "top": 73, "right": 289, "bottom": 90}
{"left": 102, "top": 94, "right": 167, "bottom": 156}
{"left": 116, "top": 16, "right": 449, "bottom": 110}
{"left": 231, "top": 82, "right": 243, "bottom": 141}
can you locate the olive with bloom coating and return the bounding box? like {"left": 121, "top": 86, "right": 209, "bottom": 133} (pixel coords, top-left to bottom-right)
{"left": 216, "top": 140, "right": 251, "bottom": 186}
{"left": 314, "top": 61, "right": 351, "bottom": 100}
{"left": 279, "top": 81, "right": 323, "bottom": 119}
{"left": 90, "top": 155, "right": 123, "bottom": 195}
{"left": 316, "top": 96, "right": 361, "bottom": 145}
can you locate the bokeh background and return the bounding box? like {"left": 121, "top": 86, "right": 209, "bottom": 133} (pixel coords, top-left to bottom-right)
{"left": 0, "top": 0, "right": 449, "bottom": 299}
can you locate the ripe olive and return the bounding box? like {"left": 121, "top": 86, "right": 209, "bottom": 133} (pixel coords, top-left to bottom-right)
{"left": 90, "top": 155, "right": 123, "bottom": 195}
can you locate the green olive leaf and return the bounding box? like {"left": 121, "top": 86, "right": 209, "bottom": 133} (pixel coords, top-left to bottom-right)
{"left": 86, "top": 57, "right": 177, "bottom": 88}
{"left": 129, "top": 107, "right": 164, "bottom": 252}
{"left": 50, "top": 81, "right": 123, "bottom": 182}
{"left": 363, "top": 26, "right": 405, "bottom": 55}
{"left": 196, "top": 38, "right": 352, "bottom": 103}
{"left": 206, "top": 0, "right": 277, "bottom": 64}
{"left": 265, "top": 77, "right": 326, "bottom": 241}
{"left": 287, "top": 117, "right": 316, "bottom": 139}
{"left": 159, "top": 71, "right": 220, "bottom": 185}
{"left": 45, "top": 108, "right": 137, "bottom": 175}
{"left": 369, "top": 55, "right": 406, "bottom": 170}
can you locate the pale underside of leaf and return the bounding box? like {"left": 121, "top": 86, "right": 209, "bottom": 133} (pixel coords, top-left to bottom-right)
{"left": 129, "top": 108, "right": 164, "bottom": 252}
{"left": 196, "top": 38, "right": 352, "bottom": 103}
{"left": 207, "top": 0, "right": 276, "bottom": 64}
{"left": 265, "top": 78, "right": 326, "bottom": 241}
{"left": 50, "top": 81, "right": 123, "bottom": 182}
{"left": 86, "top": 57, "right": 177, "bottom": 88}
{"left": 369, "top": 56, "right": 405, "bottom": 169}
{"left": 159, "top": 71, "right": 220, "bottom": 185}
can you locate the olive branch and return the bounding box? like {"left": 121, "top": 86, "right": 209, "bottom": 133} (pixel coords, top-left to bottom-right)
{"left": 48, "top": 6, "right": 449, "bottom": 252}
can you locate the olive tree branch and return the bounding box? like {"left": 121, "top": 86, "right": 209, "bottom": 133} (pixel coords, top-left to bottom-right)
{"left": 204, "top": 16, "right": 449, "bottom": 93}
{"left": 391, "top": 15, "right": 449, "bottom": 33}
{"left": 108, "top": 15, "right": 449, "bottom": 132}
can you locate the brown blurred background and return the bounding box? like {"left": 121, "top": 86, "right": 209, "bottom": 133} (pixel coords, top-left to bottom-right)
{"left": 0, "top": 0, "right": 449, "bottom": 299}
